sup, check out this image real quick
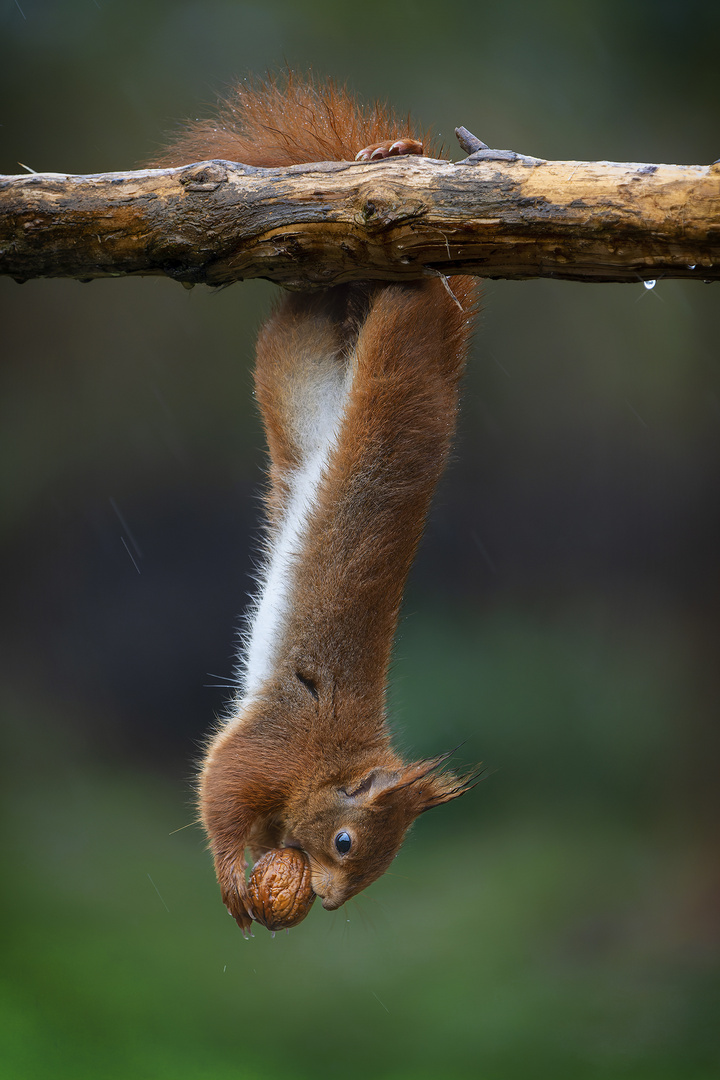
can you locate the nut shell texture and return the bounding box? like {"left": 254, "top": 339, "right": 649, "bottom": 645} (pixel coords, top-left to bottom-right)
{"left": 247, "top": 847, "right": 316, "bottom": 931}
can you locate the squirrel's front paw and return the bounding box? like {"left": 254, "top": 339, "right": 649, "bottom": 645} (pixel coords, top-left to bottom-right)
{"left": 355, "top": 138, "right": 424, "bottom": 161}
{"left": 224, "top": 892, "right": 256, "bottom": 936}
{"left": 218, "top": 866, "right": 257, "bottom": 936}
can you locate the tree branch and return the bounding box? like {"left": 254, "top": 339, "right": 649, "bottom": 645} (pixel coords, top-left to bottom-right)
{"left": 1, "top": 152, "right": 718, "bottom": 288}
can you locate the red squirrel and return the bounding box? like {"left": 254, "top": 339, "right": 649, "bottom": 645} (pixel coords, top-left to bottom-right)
{"left": 155, "top": 74, "right": 480, "bottom": 932}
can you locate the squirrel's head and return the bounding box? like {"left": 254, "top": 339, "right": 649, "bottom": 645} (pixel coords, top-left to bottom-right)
{"left": 284, "top": 754, "right": 479, "bottom": 911}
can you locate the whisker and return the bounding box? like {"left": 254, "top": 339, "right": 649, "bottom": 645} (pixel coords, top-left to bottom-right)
{"left": 169, "top": 818, "right": 202, "bottom": 835}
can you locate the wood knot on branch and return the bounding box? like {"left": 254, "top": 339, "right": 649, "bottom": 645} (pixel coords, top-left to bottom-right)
{"left": 177, "top": 162, "right": 229, "bottom": 192}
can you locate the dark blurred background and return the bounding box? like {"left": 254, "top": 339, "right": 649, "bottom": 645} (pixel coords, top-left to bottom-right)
{"left": 1, "top": 2, "right": 718, "bottom": 1078}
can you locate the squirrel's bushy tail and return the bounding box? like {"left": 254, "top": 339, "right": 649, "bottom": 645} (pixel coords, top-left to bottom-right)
{"left": 151, "top": 71, "right": 429, "bottom": 168}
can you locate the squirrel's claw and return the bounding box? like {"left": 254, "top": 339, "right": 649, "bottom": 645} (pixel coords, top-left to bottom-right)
{"left": 355, "top": 138, "right": 424, "bottom": 161}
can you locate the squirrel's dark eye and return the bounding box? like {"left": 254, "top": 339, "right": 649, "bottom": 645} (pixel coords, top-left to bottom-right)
{"left": 334, "top": 831, "right": 352, "bottom": 855}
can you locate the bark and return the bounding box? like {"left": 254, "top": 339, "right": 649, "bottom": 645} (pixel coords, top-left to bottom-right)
{"left": 0, "top": 153, "right": 718, "bottom": 288}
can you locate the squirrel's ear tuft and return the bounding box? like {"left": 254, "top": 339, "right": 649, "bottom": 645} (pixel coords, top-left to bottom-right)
{"left": 340, "top": 768, "right": 400, "bottom": 801}
{"left": 370, "top": 753, "right": 484, "bottom": 813}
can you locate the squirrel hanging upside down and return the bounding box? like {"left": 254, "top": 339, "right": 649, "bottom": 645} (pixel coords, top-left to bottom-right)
{"left": 155, "top": 73, "right": 480, "bottom": 934}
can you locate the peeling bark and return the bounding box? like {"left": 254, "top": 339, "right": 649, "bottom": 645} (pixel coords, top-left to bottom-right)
{"left": 1, "top": 154, "right": 718, "bottom": 287}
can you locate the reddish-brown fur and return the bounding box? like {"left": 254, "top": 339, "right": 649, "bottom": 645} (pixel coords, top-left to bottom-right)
{"left": 151, "top": 71, "right": 433, "bottom": 168}
{"left": 158, "top": 74, "right": 480, "bottom": 932}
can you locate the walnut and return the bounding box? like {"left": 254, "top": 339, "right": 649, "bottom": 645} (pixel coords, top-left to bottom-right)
{"left": 247, "top": 847, "right": 316, "bottom": 931}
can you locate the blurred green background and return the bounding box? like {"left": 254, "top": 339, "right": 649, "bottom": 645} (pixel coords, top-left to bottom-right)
{"left": 1, "top": 2, "right": 719, "bottom": 1078}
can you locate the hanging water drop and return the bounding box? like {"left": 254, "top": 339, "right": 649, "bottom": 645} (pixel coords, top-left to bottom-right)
{"left": 643, "top": 280, "right": 656, "bottom": 290}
